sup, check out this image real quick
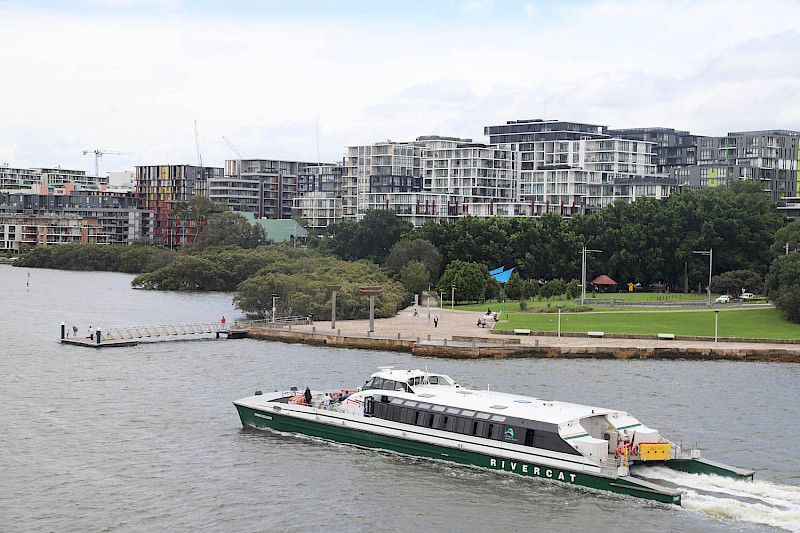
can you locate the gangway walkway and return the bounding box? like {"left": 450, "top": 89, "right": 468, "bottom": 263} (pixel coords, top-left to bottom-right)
{"left": 101, "top": 322, "right": 232, "bottom": 340}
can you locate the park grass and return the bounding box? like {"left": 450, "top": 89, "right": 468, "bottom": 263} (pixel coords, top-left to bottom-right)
{"left": 457, "top": 292, "right": 712, "bottom": 313}
{"left": 492, "top": 307, "right": 800, "bottom": 340}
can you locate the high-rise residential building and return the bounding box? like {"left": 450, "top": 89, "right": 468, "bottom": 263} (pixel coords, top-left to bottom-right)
{"left": 342, "top": 140, "right": 423, "bottom": 221}
{"left": 0, "top": 186, "right": 150, "bottom": 252}
{"left": 485, "top": 119, "right": 675, "bottom": 215}
{"left": 608, "top": 127, "right": 699, "bottom": 175}
{"left": 210, "top": 159, "right": 329, "bottom": 220}
{"left": 293, "top": 163, "right": 344, "bottom": 232}
{"left": 0, "top": 165, "right": 108, "bottom": 190}
{"left": 135, "top": 164, "right": 222, "bottom": 247}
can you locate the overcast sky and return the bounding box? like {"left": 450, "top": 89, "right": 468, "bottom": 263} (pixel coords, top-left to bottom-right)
{"left": 2, "top": 0, "right": 799, "bottom": 175}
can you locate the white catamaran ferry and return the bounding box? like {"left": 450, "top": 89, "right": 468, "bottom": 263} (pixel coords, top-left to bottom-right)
{"left": 234, "top": 367, "right": 754, "bottom": 504}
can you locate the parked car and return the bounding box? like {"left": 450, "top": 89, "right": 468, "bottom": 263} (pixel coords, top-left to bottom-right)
{"left": 715, "top": 295, "right": 731, "bottom": 303}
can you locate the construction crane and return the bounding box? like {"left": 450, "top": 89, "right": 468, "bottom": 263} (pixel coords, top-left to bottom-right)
{"left": 195, "top": 120, "right": 203, "bottom": 166}
{"left": 82, "top": 149, "right": 135, "bottom": 177}
{"left": 222, "top": 136, "right": 244, "bottom": 158}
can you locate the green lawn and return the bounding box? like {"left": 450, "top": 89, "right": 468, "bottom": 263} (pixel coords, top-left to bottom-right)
{"left": 492, "top": 308, "right": 800, "bottom": 340}
{"left": 455, "top": 292, "right": 713, "bottom": 313}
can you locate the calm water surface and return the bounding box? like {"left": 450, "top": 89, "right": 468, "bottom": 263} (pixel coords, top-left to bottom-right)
{"left": 1, "top": 266, "right": 799, "bottom": 532}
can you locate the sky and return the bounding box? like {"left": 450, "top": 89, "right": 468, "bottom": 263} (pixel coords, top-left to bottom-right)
{"left": 1, "top": 0, "right": 799, "bottom": 175}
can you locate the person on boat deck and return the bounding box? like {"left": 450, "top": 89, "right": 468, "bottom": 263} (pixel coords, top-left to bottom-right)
{"left": 341, "top": 391, "right": 350, "bottom": 401}
{"left": 303, "top": 386, "right": 312, "bottom": 405}
{"left": 323, "top": 393, "right": 332, "bottom": 407}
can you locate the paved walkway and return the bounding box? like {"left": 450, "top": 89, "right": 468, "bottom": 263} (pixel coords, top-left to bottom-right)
{"left": 283, "top": 307, "right": 800, "bottom": 355}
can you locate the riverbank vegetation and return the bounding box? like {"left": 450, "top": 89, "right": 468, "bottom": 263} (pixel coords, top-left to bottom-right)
{"left": 13, "top": 181, "right": 800, "bottom": 323}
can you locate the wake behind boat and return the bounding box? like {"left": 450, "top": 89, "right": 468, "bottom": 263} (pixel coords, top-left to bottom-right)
{"left": 233, "top": 367, "right": 754, "bottom": 504}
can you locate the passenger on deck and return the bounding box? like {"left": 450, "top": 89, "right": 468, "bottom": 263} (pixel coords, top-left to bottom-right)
{"left": 323, "top": 393, "right": 332, "bottom": 407}
{"left": 304, "top": 386, "right": 312, "bottom": 406}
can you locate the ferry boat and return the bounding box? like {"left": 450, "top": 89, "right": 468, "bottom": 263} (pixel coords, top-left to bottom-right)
{"left": 233, "top": 367, "right": 754, "bottom": 504}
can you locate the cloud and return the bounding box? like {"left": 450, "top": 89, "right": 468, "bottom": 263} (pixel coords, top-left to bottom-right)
{"left": 1, "top": 0, "right": 799, "bottom": 172}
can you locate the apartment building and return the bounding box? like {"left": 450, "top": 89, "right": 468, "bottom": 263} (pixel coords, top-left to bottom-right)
{"left": 608, "top": 127, "right": 699, "bottom": 175}
{"left": 0, "top": 165, "right": 108, "bottom": 190}
{"left": 0, "top": 187, "right": 150, "bottom": 252}
{"left": 293, "top": 163, "right": 344, "bottom": 232}
{"left": 210, "top": 159, "right": 333, "bottom": 220}
{"left": 135, "top": 164, "right": 222, "bottom": 247}
{"left": 486, "top": 119, "right": 675, "bottom": 215}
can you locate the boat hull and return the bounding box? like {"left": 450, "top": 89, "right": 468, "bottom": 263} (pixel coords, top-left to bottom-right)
{"left": 234, "top": 402, "right": 682, "bottom": 504}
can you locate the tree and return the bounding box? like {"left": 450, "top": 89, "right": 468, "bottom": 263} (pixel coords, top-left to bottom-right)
{"left": 385, "top": 238, "right": 442, "bottom": 283}
{"left": 322, "top": 209, "right": 412, "bottom": 263}
{"left": 565, "top": 279, "right": 581, "bottom": 300}
{"left": 766, "top": 254, "right": 800, "bottom": 322}
{"left": 771, "top": 218, "right": 800, "bottom": 256}
{"left": 437, "top": 260, "right": 488, "bottom": 303}
{"left": 540, "top": 278, "right": 567, "bottom": 300}
{"left": 400, "top": 260, "right": 429, "bottom": 297}
{"left": 504, "top": 272, "right": 523, "bottom": 300}
{"left": 170, "top": 195, "right": 219, "bottom": 244}
{"left": 192, "top": 211, "right": 268, "bottom": 250}
{"left": 710, "top": 270, "right": 763, "bottom": 296}
{"left": 484, "top": 276, "right": 501, "bottom": 301}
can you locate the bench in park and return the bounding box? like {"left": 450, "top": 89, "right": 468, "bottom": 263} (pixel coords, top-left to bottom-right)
{"left": 657, "top": 333, "right": 675, "bottom": 340}
{"left": 587, "top": 331, "right": 605, "bottom": 338}
{"left": 513, "top": 329, "right": 531, "bottom": 335}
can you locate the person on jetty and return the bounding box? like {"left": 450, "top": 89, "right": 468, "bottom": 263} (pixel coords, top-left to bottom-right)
{"left": 303, "top": 386, "right": 312, "bottom": 406}
{"left": 88, "top": 325, "right": 94, "bottom": 340}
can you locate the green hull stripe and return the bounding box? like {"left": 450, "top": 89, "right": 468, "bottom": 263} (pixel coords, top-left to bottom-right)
{"left": 235, "top": 404, "right": 681, "bottom": 504}
{"left": 563, "top": 433, "right": 590, "bottom": 440}
{"left": 617, "top": 423, "right": 642, "bottom": 430}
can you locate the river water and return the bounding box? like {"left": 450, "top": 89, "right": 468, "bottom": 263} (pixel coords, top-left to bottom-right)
{"left": 1, "top": 266, "right": 799, "bottom": 532}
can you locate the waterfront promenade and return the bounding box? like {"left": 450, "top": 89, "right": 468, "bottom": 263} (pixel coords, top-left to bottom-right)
{"left": 242, "top": 307, "right": 800, "bottom": 363}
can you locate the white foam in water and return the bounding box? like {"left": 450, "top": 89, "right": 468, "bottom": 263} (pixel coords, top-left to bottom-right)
{"left": 639, "top": 466, "right": 800, "bottom": 532}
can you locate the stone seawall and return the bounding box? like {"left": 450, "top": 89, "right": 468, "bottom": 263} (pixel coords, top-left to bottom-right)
{"left": 241, "top": 327, "right": 800, "bottom": 363}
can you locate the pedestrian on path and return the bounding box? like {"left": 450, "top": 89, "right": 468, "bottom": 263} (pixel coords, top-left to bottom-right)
{"left": 434, "top": 316, "right": 438, "bottom": 328}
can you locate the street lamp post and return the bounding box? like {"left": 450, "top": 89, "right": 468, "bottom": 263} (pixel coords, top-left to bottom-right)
{"left": 451, "top": 285, "right": 456, "bottom": 312}
{"left": 692, "top": 249, "right": 713, "bottom": 306}
{"left": 581, "top": 247, "right": 602, "bottom": 305}
{"left": 557, "top": 305, "right": 563, "bottom": 338}
{"left": 271, "top": 294, "right": 280, "bottom": 323}
{"left": 325, "top": 285, "right": 342, "bottom": 329}
{"left": 439, "top": 290, "right": 444, "bottom": 311}
{"left": 714, "top": 309, "right": 719, "bottom": 343}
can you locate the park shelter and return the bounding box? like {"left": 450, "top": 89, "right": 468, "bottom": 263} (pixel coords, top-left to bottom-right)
{"left": 590, "top": 274, "right": 618, "bottom": 293}
{"left": 241, "top": 212, "right": 307, "bottom": 243}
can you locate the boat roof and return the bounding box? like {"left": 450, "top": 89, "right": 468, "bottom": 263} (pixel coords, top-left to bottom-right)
{"left": 369, "top": 368, "right": 621, "bottom": 425}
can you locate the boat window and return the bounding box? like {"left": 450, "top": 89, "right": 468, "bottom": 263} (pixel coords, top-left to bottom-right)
{"left": 471, "top": 421, "right": 481, "bottom": 436}
{"left": 382, "top": 380, "right": 396, "bottom": 390}
{"left": 395, "top": 381, "right": 408, "bottom": 391}
{"left": 514, "top": 399, "right": 531, "bottom": 404}
{"left": 455, "top": 417, "right": 466, "bottom": 433}
{"left": 432, "top": 405, "right": 445, "bottom": 412}
{"left": 446, "top": 407, "right": 460, "bottom": 414}
{"left": 476, "top": 412, "right": 490, "bottom": 420}
{"left": 441, "top": 416, "right": 449, "bottom": 430}
{"left": 491, "top": 415, "right": 506, "bottom": 422}
{"left": 429, "top": 376, "right": 439, "bottom": 384}
{"left": 413, "top": 411, "right": 421, "bottom": 425}
{"left": 490, "top": 405, "right": 508, "bottom": 410}
{"left": 487, "top": 424, "right": 494, "bottom": 439}
{"left": 461, "top": 410, "right": 475, "bottom": 417}
{"left": 389, "top": 406, "right": 401, "bottom": 421}
{"left": 525, "top": 429, "right": 535, "bottom": 447}
{"left": 390, "top": 398, "right": 403, "bottom": 404}
{"left": 426, "top": 413, "right": 435, "bottom": 428}
{"left": 371, "top": 377, "right": 384, "bottom": 389}
{"left": 404, "top": 401, "right": 418, "bottom": 407}
{"left": 418, "top": 403, "right": 432, "bottom": 410}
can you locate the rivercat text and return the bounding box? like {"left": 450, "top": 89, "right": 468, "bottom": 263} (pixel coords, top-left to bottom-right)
{"left": 490, "top": 458, "right": 577, "bottom": 483}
